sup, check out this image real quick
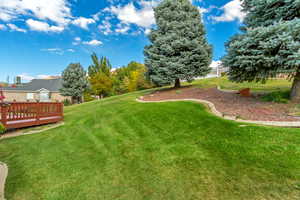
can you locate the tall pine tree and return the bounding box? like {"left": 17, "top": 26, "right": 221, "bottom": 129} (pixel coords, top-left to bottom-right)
{"left": 223, "top": 0, "right": 300, "bottom": 101}
{"left": 144, "top": 0, "right": 212, "bottom": 88}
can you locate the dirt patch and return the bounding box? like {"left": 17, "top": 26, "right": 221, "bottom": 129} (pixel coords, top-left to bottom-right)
{"left": 141, "top": 87, "right": 299, "bottom": 122}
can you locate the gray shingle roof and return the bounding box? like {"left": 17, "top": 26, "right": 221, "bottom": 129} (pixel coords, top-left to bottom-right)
{"left": 2, "top": 79, "right": 63, "bottom": 92}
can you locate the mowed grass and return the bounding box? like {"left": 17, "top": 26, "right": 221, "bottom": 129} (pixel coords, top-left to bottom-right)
{"left": 192, "top": 77, "right": 292, "bottom": 92}
{"left": 0, "top": 81, "right": 300, "bottom": 200}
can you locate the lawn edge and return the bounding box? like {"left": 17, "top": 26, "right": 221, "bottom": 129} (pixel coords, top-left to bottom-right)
{"left": 0, "top": 122, "right": 65, "bottom": 141}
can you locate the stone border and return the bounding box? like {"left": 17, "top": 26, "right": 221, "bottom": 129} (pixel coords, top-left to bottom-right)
{"left": 0, "top": 162, "right": 7, "bottom": 200}
{"left": 0, "top": 122, "right": 64, "bottom": 140}
{"left": 136, "top": 98, "right": 300, "bottom": 128}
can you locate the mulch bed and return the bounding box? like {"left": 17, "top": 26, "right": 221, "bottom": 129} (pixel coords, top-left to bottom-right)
{"left": 141, "top": 87, "right": 300, "bottom": 122}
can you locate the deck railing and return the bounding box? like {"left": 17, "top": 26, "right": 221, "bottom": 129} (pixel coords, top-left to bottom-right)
{"left": 0, "top": 102, "right": 63, "bottom": 129}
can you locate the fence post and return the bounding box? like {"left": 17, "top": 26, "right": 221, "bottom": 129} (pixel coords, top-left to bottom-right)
{"left": 0, "top": 103, "right": 8, "bottom": 128}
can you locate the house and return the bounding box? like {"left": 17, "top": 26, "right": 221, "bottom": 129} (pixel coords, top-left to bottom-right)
{"left": 1, "top": 78, "right": 70, "bottom": 102}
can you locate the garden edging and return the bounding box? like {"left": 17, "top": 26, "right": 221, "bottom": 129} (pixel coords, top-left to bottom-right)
{"left": 136, "top": 98, "right": 300, "bottom": 127}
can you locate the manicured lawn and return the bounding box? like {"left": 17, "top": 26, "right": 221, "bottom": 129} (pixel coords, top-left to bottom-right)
{"left": 0, "top": 80, "right": 300, "bottom": 200}
{"left": 192, "top": 77, "right": 292, "bottom": 92}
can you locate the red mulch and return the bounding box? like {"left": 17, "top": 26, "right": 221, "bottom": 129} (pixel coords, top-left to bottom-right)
{"left": 141, "top": 87, "right": 300, "bottom": 122}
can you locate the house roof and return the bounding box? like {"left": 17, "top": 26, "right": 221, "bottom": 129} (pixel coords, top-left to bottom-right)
{"left": 2, "top": 78, "right": 63, "bottom": 92}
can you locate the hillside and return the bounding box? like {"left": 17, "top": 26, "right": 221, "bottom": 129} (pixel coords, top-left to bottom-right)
{"left": 0, "top": 80, "right": 300, "bottom": 200}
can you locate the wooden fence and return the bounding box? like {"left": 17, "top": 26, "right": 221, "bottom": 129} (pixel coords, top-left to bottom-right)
{"left": 0, "top": 102, "right": 63, "bottom": 129}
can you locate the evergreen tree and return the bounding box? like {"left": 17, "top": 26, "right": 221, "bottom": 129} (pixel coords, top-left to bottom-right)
{"left": 223, "top": 0, "right": 300, "bottom": 101}
{"left": 60, "top": 63, "right": 88, "bottom": 103}
{"left": 144, "top": 0, "right": 212, "bottom": 88}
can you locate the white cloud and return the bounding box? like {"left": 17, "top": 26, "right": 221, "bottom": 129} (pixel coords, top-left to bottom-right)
{"left": 0, "top": 0, "right": 72, "bottom": 25}
{"left": 210, "top": 60, "right": 222, "bottom": 68}
{"left": 115, "top": 24, "right": 130, "bottom": 34}
{"left": 72, "top": 37, "right": 81, "bottom": 45}
{"left": 18, "top": 74, "right": 59, "bottom": 81}
{"left": 7, "top": 24, "right": 26, "bottom": 32}
{"left": 67, "top": 49, "right": 75, "bottom": 52}
{"left": 145, "top": 28, "right": 151, "bottom": 35}
{"left": 40, "top": 48, "right": 64, "bottom": 55}
{"left": 105, "top": 0, "right": 156, "bottom": 29}
{"left": 72, "top": 17, "right": 95, "bottom": 29}
{"left": 98, "top": 18, "right": 113, "bottom": 35}
{"left": 212, "top": 0, "right": 246, "bottom": 22}
{"left": 36, "top": 75, "right": 55, "bottom": 79}
{"left": 18, "top": 74, "right": 35, "bottom": 81}
{"left": 0, "top": 24, "right": 6, "bottom": 30}
{"left": 198, "top": 7, "right": 208, "bottom": 15}
{"left": 26, "top": 19, "right": 64, "bottom": 32}
{"left": 83, "top": 39, "right": 103, "bottom": 46}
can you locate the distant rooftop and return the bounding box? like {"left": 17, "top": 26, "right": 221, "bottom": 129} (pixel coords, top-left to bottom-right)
{"left": 2, "top": 78, "right": 63, "bottom": 92}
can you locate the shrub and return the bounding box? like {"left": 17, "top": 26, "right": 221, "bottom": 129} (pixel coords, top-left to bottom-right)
{"left": 63, "top": 99, "right": 72, "bottom": 106}
{"left": 0, "top": 122, "right": 6, "bottom": 135}
{"left": 261, "top": 91, "right": 290, "bottom": 103}
{"left": 83, "top": 92, "right": 96, "bottom": 102}
{"left": 221, "top": 72, "right": 227, "bottom": 77}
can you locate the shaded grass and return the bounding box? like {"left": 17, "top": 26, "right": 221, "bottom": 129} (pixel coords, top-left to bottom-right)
{"left": 0, "top": 88, "right": 300, "bottom": 199}
{"left": 191, "top": 77, "right": 292, "bottom": 92}
{"left": 261, "top": 91, "right": 290, "bottom": 103}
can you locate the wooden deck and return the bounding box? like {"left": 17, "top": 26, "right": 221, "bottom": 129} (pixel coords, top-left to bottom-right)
{"left": 0, "top": 102, "right": 63, "bottom": 129}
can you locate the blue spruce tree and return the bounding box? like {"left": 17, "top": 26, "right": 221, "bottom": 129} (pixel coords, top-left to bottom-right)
{"left": 223, "top": 0, "right": 300, "bottom": 101}
{"left": 144, "top": 0, "right": 212, "bottom": 88}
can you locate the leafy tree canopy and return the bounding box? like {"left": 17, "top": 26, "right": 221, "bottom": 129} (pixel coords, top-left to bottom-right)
{"left": 88, "top": 53, "right": 112, "bottom": 77}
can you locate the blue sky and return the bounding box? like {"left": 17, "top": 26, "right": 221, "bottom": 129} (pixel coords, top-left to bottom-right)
{"left": 0, "top": 0, "right": 245, "bottom": 82}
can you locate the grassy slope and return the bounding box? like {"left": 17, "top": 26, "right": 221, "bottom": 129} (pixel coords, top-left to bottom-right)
{"left": 0, "top": 81, "right": 300, "bottom": 200}
{"left": 192, "top": 77, "right": 292, "bottom": 91}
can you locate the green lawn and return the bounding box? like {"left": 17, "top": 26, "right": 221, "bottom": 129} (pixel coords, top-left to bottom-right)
{"left": 0, "top": 79, "right": 300, "bottom": 200}
{"left": 192, "top": 77, "right": 292, "bottom": 92}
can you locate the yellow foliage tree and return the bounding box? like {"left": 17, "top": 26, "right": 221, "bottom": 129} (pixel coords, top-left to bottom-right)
{"left": 90, "top": 72, "right": 113, "bottom": 98}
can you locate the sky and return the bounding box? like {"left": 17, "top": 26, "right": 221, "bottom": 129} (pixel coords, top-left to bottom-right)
{"left": 0, "top": 0, "right": 245, "bottom": 82}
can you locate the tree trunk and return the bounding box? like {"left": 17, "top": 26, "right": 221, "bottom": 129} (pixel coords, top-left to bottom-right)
{"left": 174, "top": 78, "right": 181, "bottom": 88}
{"left": 290, "top": 71, "right": 300, "bottom": 102}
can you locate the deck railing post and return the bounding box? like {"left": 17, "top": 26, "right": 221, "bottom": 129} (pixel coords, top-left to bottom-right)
{"left": 0, "top": 103, "right": 8, "bottom": 128}
{"left": 36, "top": 102, "right": 40, "bottom": 123}
{"left": 60, "top": 103, "right": 64, "bottom": 120}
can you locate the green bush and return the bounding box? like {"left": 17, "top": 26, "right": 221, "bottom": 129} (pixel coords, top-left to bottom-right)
{"left": 83, "top": 92, "right": 96, "bottom": 102}
{"left": 221, "top": 72, "right": 227, "bottom": 77}
{"left": 63, "top": 99, "right": 72, "bottom": 106}
{"left": 261, "top": 91, "right": 290, "bottom": 103}
{"left": 0, "top": 122, "right": 6, "bottom": 135}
